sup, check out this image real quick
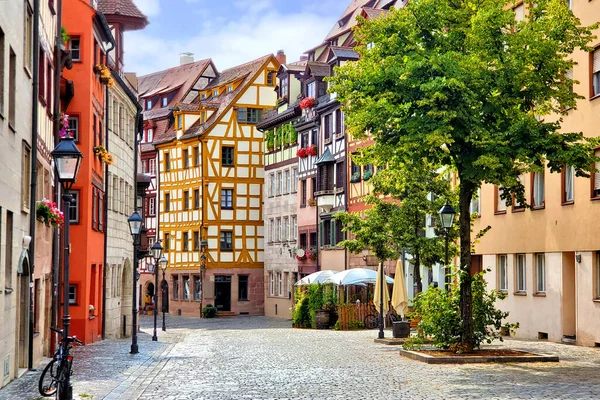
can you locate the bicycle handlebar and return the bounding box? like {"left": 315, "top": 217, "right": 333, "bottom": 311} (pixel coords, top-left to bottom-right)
{"left": 50, "top": 327, "right": 84, "bottom": 345}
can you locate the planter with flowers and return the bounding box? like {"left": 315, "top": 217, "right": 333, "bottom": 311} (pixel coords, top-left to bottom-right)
{"left": 59, "top": 113, "right": 71, "bottom": 138}
{"left": 306, "top": 247, "right": 317, "bottom": 262}
{"left": 95, "top": 64, "right": 115, "bottom": 87}
{"left": 363, "top": 169, "right": 373, "bottom": 181}
{"left": 307, "top": 144, "right": 317, "bottom": 157}
{"left": 350, "top": 172, "right": 361, "bottom": 183}
{"left": 296, "top": 247, "right": 307, "bottom": 262}
{"left": 297, "top": 147, "right": 308, "bottom": 158}
{"left": 94, "top": 145, "right": 114, "bottom": 165}
{"left": 299, "top": 97, "right": 315, "bottom": 109}
{"left": 36, "top": 199, "right": 64, "bottom": 228}
{"left": 89, "top": 304, "right": 96, "bottom": 318}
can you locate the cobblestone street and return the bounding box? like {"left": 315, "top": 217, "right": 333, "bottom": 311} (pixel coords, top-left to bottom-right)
{"left": 2, "top": 315, "right": 600, "bottom": 400}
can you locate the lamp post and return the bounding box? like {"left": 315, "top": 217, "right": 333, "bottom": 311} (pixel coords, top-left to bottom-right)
{"left": 160, "top": 256, "right": 168, "bottom": 331}
{"left": 127, "top": 211, "right": 143, "bottom": 354}
{"left": 200, "top": 240, "right": 208, "bottom": 317}
{"left": 150, "top": 241, "right": 163, "bottom": 341}
{"left": 438, "top": 202, "right": 457, "bottom": 291}
{"left": 51, "top": 136, "right": 83, "bottom": 400}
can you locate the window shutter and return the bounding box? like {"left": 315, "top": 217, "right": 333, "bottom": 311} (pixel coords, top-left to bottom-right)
{"left": 594, "top": 49, "right": 600, "bottom": 73}
{"left": 319, "top": 221, "right": 324, "bottom": 246}
{"left": 329, "top": 220, "right": 335, "bottom": 246}
{"left": 237, "top": 107, "right": 247, "bottom": 123}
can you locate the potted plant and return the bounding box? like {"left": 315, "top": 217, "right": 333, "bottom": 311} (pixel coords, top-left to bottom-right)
{"left": 95, "top": 64, "right": 115, "bottom": 87}
{"left": 59, "top": 113, "right": 71, "bottom": 138}
{"left": 296, "top": 148, "right": 308, "bottom": 158}
{"left": 93, "top": 145, "right": 114, "bottom": 165}
{"left": 306, "top": 247, "right": 317, "bottom": 261}
{"left": 202, "top": 303, "right": 217, "bottom": 318}
{"left": 36, "top": 199, "right": 64, "bottom": 228}
{"left": 307, "top": 145, "right": 317, "bottom": 157}
{"left": 363, "top": 169, "right": 373, "bottom": 181}
{"left": 299, "top": 97, "right": 315, "bottom": 109}
{"left": 89, "top": 304, "right": 95, "bottom": 318}
{"left": 350, "top": 172, "right": 361, "bottom": 183}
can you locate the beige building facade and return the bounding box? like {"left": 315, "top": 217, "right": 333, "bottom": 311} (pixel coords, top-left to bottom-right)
{"left": 473, "top": 0, "right": 600, "bottom": 347}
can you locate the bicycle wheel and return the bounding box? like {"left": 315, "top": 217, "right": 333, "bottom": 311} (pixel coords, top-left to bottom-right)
{"left": 364, "top": 314, "right": 378, "bottom": 329}
{"left": 56, "top": 362, "right": 72, "bottom": 400}
{"left": 38, "top": 359, "right": 59, "bottom": 397}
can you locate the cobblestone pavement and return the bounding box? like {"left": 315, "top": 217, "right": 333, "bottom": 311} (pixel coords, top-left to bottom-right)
{"left": 2, "top": 315, "right": 600, "bottom": 399}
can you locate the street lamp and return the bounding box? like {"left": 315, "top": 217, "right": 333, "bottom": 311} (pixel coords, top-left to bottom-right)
{"left": 200, "top": 240, "right": 208, "bottom": 317}
{"left": 438, "top": 202, "right": 457, "bottom": 291}
{"left": 159, "top": 255, "right": 168, "bottom": 331}
{"left": 51, "top": 136, "right": 83, "bottom": 400}
{"left": 150, "top": 241, "right": 163, "bottom": 341}
{"left": 127, "top": 211, "right": 143, "bottom": 354}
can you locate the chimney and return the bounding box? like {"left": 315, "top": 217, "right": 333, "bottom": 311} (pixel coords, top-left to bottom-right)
{"left": 180, "top": 52, "right": 194, "bottom": 66}
{"left": 300, "top": 55, "right": 308, "bottom": 62}
{"left": 275, "top": 50, "right": 286, "bottom": 65}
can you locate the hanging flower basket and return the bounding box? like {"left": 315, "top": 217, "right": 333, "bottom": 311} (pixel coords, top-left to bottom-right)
{"left": 296, "top": 147, "right": 308, "bottom": 158}
{"left": 36, "top": 199, "right": 64, "bottom": 228}
{"left": 94, "top": 145, "right": 114, "bottom": 165}
{"left": 299, "top": 97, "right": 315, "bottom": 109}
{"left": 95, "top": 64, "right": 115, "bottom": 87}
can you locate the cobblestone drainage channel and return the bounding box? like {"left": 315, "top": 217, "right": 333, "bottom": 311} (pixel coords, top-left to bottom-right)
{"left": 399, "top": 348, "right": 559, "bottom": 364}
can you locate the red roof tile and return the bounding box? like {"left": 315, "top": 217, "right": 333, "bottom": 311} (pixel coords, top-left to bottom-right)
{"left": 97, "top": 0, "right": 148, "bottom": 30}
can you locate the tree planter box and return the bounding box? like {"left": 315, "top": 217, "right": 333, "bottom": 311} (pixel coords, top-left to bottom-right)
{"left": 399, "top": 348, "right": 559, "bottom": 364}
{"left": 392, "top": 321, "right": 410, "bottom": 338}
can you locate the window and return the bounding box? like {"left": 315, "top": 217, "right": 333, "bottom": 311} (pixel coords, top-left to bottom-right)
{"left": 222, "top": 146, "right": 234, "bottom": 166}
{"left": 300, "top": 131, "right": 309, "bottom": 148}
{"left": 177, "top": 114, "right": 182, "bottom": 129}
{"left": 278, "top": 273, "right": 283, "bottom": 296}
{"left": 183, "top": 232, "right": 189, "bottom": 251}
{"left": 291, "top": 168, "right": 297, "bottom": 192}
{"left": 324, "top": 114, "right": 332, "bottom": 140}
{"left": 183, "top": 275, "right": 190, "bottom": 300}
{"left": 470, "top": 188, "right": 481, "bottom": 216}
{"left": 149, "top": 197, "right": 156, "bottom": 216}
{"left": 194, "top": 276, "right": 201, "bottom": 300}
{"left": 276, "top": 218, "right": 282, "bottom": 242}
{"left": 516, "top": 254, "right": 526, "bottom": 292}
{"left": 269, "top": 219, "right": 275, "bottom": 243}
{"left": 283, "top": 217, "right": 289, "bottom": 241}
{"left": 311, "top": 177, "right": 316, "bottom": 197}
{"left": 267, "top": 71, "right": 275, "bottom": 86}
{"left": 4, "top": 211, "right": 13, "bottom": 288}
{"left": 299, "top": 233, "right": 307, "bottom": 248}
{"left": 221, "top": 189, "right": 233, "bottom": 209}
{"left": 513, "top": 3, "right": 525, "bottom": 22}
{"left": 68, "top": 285, "right": 77, "bottom": 305}
{"left": 307, "top": 81, "right": 316, "bottom": 98}
{"left": 277, "top": 172, "right": 282, "bottom": 195}
{"left": 24, "top": 5, "right": 33, "bottom": 71}
{"left": 183, "top": 149, "right": 189, "bottom": 169}
{"left": 279, "top": 76, "right": 288, "bottom": 98}
{"left": 301, "top": 179, "right": 307, "bottom": 206}
{"left": 595, "top": 252, "right": 600, "bottom": 299}
{"left": 213, "top": 89, "right": 219, "bottom": 97}
{"left": 193, "top": 146, "right": 200, "bottom": 167}
{"left": 146, "top": 99, "right": 152, "bottom": 110}
{"left": 238, "top": 275, "right": 249, "bottom": 301}
{"left": 194, "top": 231, "right": 200, "bottom": 251}
{"left": 69, "top": 37, "right": 80, "bottom": 61}
{"left": 496, "top": 186, "right": 507, "bottom": 213}
{"left": 593, "top": 48, "right": 600, "bottom": 97}
{"left": 335, "top": 109, "right": 342, "bottom": 134}
{"left": 164, "top": 233, "right": 170, "bottom": 252}
{"left": 22, "top": 142, "right": 31, "bottom": 210}
{"left": 593, "top": 150, "right": 600, "bottom": 198}
{"left": 498, "top": 255, "right": 508, "bottom": 291}
{"left": 68, "top": 116, "right": 79, "bottom": 141}
{"left": 69, "top": 190, "right": 80, "bottom": 223}
{"left": 350, "top": 157, "right": 361, "bottom": 182}
{"left": 173, "top": 275, "right": 179, "bottom": 299}
{"left": 269, "top": 273, "right": 274, "bottom": 296}
{"left": 8, "top": 47, "right": 16, "bottom": 127}
{"left": 149, "top": 159, "right": 156, "bottom": 175}
{"left": 165, "top": 152, "right": 170, "bottom": 171}
{"left": 563, "top": 165, "right": 575, "bottom": 203}
{"left": 92, "top": 187, "right": 98, "bottom": 230}
{"left": 311, "top": 129, "right": 318, "bottom": 147}
{"left": 285, "top": 170, "right": 290, "bottom": 194}
{"left": 165, "top": 193, "right": 170, "bottom": 212}
{"left": 227, "top": 85, "right": 233, "bottom": 93}
{"left": 183, "top": 190, "right": 189, "bottom": 210}
{"left": 535, "top": 254, "right": 546, "bottom": 294}
{"left": 194, "top": 189, "right": 200, "bottom": 209}
{"left": 269, "top": 173, "right": 275, "bottom": 197}
{"left": 98, "top": 191, "right": 104, "bottom": 232}
{"left": 220, "top": 231, "right": 233, "bottom": 251}
{"left": 0, "top": 28, "right": 4, "bottom": 113}
{"left": 292, "top": 216, "right": 297, "bottom": 241}
{"left": 532, "top": 170, "right": 545, "bottom": 207}
{"left": 237, "top": 107, "right": 263, "bottom": 124}
{"left": 162, "top": 97, "right": 168, "bottom": 107}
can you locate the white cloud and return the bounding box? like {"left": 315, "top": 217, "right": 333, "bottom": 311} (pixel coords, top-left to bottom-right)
{"left": 132, "top": 0, "right": 161, "bottom": 17}
{"left": 124, "top": 8, "right": 335, "bottom": 76}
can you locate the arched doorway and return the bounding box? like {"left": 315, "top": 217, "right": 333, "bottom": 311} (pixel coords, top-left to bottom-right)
{"left": 16, "top": 254, "right": 30, "bottom": 370}
{"left": 144, "top": 282, "right": 155, "bottom": 310}
{"left": 120, "top": 259, "right": 133, "bottom": 338}
{"left": 161, "top": 279, "right": 169, "bottom": 313}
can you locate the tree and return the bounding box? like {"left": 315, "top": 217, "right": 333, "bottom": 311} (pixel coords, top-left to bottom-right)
{"left": 329, "top": 0, "right": 597, "bottom": 351}
{"left": 336, "top": 158, "right": 457, "bottom": 295}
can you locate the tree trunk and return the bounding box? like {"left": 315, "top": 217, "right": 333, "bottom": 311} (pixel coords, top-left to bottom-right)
{"left": 414, "top": 249, "right": 422, "bottom": 294}
{"left": 459, "top": 181, "right": 474, "bottom": 352}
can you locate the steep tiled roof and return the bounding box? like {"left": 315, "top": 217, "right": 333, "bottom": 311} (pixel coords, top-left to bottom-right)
{"left": 306, "top": 62, "right": 330, "bottom": 77}
{"left": 362, "top": 7, "right": 387, "bottom": 20}
{"left": 329, "top": 46, "right": 359, "bottom": 60}
{"left": 203, "top": 55, "right": 273, "bottom": 90}
{"left": 138, "top": 58, "right": 212, "bottom": 123}
{"left": 286, "top": 60, "right": 307, "bottom": 72}
{"left": 97, "top": 0, "right": 148, "bottom": 30}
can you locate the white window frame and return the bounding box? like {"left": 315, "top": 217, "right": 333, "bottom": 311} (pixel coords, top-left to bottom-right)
{"left": 291, "top": 168, "right": 298, "bottom": 192}
{"left": 498, "top": 254, "right": 508, "bottom": 292}
{"left": 533, "top": 170, "right": 545, "bottom": 207}
{"left": 292, "top": 215, "right": 297, "bottom": 241}
{"left": 269, "top": 272, "right": 274, "bottom": 296}
{"left": 595, "top": 252, "right": 600, "bottom": 300}
{"left": 285, "top": 169, "right": 290, "bottom": 194}
{"left": 470, "top": 188, "right": 481, "bottom": 216}
{"left": 516, "top": 254, "right": 526, "bottom": 292}
{"left": 278, "top": 272, "right": 283, "bottom": 296}
{"left": 535, "top": 253, "right": 546, "bottom": 294}
{"left": 497, "top": 186, "right": 507, "bottom": 212}
{"left": 283, "top": 217, "right": 289, "bottom": 241}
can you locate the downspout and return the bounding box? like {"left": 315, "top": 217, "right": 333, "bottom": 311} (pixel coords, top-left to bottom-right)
{"left": 101, "top": 86, "right": 109, "bottom": 339}
{"left": 27, "top": 0, "right": 41, "bottom": 370}
{"left": 100, "top": 35, "right": 115, "bottom": 340}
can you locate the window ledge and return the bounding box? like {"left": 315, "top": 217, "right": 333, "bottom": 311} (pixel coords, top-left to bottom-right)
{"left": 512, "top": 208, "right": 525, "bottom": 213}
{"left": 591, "top": 196, "right": 600, "bottom": 201}
{"left": 494, "top": 210, "right": 507, "bottom": 215}
{"left": 89, "top": 315, "right": 96, "bottom": 320}
{"left": 9, "top": 122, "right": 16, "bottom": 133}
{"left": 590, "top": 94, "right": 600, "bottom": 102}
{"left": 562, "top": 201, "right": 574, "bottom": 206}
{"left": 499, "top": 289, "right": 508, "bottom": 294}
{"left": 24, "top": 66, "right": 32, "bottom": 79}
{"left": 533, "top": 292, "right": 546, "bottom": 297}
{"left": 592, "top": 298, "right": 600, "bottom": 303}
{"left": 531, "top": 205, "right": 545, "bottom": 210}
{"left": 513, "top": 291, "right": 527, "bottom": 296}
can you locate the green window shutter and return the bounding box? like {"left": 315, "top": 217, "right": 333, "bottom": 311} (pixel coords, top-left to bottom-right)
{"left": 319, "top": 221, "right": 324, "bottom": 247}
{"left": 330, "top": 220, "right": 335, "bottom": 246}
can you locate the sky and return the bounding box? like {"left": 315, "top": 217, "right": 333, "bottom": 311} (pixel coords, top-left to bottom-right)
{"left": 126, "top": 0, "right": 349, "bottom": 76}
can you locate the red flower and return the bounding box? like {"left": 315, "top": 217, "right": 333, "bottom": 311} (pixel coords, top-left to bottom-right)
{"left": 296, "top": 148, "right": 308, "bottom": 158}
{"left": 307, "top": 145, "right": 317, "bottom": 156}
{"left": 299, "top": 97, "right": 315, "bottom": 109}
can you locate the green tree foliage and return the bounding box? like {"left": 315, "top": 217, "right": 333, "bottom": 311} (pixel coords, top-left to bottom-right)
{"left": 405, "top": 272, "right": 519, "bottom": 351}
{"left": 329, "top": 0, "right": 597, "bottom": 351}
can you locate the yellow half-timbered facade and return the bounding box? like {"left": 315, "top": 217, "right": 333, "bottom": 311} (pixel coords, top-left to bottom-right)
{"left": 154, "top": 54, "right": 279, "bottom": 316}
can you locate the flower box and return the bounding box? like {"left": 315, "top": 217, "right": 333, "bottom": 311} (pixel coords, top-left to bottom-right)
{"left": 299, "top": 97, "right": 315, "bottom": 109}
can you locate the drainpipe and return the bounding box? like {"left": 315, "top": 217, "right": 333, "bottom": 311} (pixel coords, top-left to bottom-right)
{"left": 27, "top": 0, "right": 41, "bottom": 371}
{"left": 101, "top": 85, "right": 109, "bottom": 339}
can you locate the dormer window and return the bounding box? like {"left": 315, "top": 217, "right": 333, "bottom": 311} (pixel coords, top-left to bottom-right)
{"left": 146, "top": 100, "right": 152, "bottom": 110}
{"left": 177, "top": 114, "right": 183, "bottom": 130}
{"left": 147, "top": 128, "right": 153, "bottom": 143}
{"left": 307, "top": 81, "right": 316, "bottom": 98}
{"left": 267, "top": 71, "right": 275, "bottom": 86}
{"left": 201, "top": 93, "right": 206, "bottom": 99}
{"left": 201, "top": 111, "right": 206, "bottom": 124}
{"left": 227, "top": 85, "right": 233, "bottom": 93}
{"left": 279, "top": 76, "right": 288, "bottom": 99}
{"left": 213, "top": 89, "right": 219, "bottom": 97}
{"left": 161, "top": 97, "right": 167, "bottom": 107}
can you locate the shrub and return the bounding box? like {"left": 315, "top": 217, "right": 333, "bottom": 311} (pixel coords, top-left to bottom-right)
{"left": 292, "top": 290, "right": 311, "bottom": 328}
{"left": 405, "top": 272, "right": 518, "bottom": 352}
{"left": 202, "top": 304, "right": 217, "bottom": 318}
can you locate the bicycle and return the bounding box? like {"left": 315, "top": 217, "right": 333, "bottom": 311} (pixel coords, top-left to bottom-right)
{"left": 364, "top": 304, "right": 398, "bottom": 329}
{"left": 38, "top": 327, "right": 83, "bottom": 399}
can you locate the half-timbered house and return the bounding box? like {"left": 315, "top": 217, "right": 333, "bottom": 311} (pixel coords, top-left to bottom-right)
{"left": 154, "top": 54, "right": 279, "bottom": 316}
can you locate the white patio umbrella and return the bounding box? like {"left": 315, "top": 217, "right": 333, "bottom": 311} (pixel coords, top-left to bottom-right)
{"left": 391, "top": 259, "right": 408, "bottom": 319}
{"left": 325, "top": 268, "right": 394, "bottom": 286}
{"left": 294, "top": 270, "right": 336, "bottom": 286}
{"left": 373, "top": 263, "right": 390, "bottom": 314}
